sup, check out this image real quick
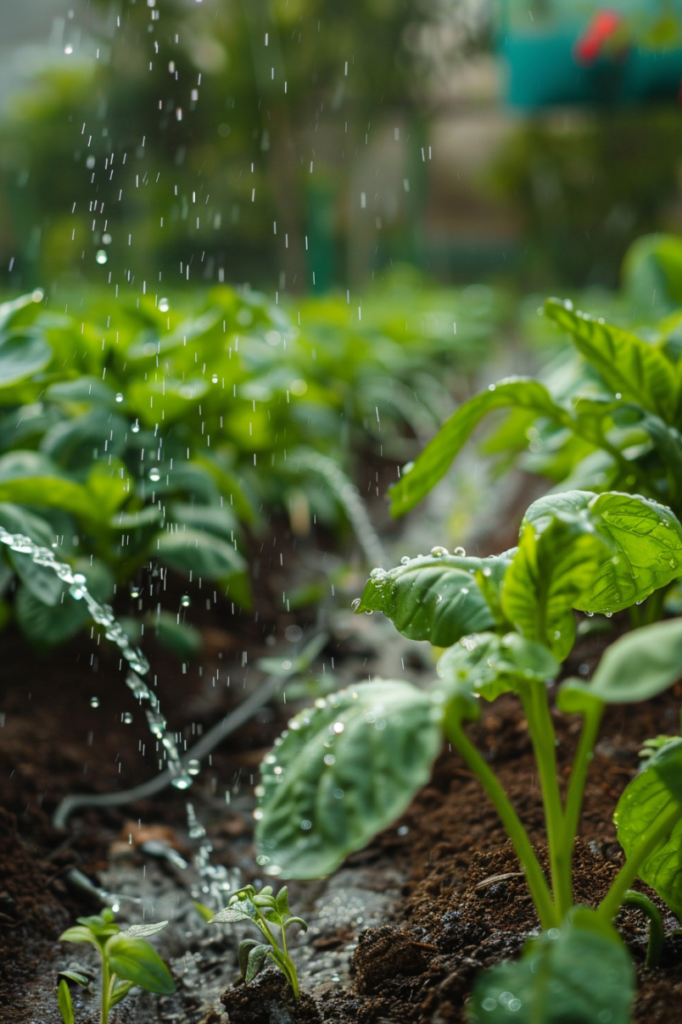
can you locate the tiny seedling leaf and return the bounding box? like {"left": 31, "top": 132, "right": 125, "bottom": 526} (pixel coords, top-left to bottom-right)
{"left": 245, "top": 943, "right": 271, "bottom": 984}
{"left": 256, "top": 680, "right": 442, "bottom": 878}
{"left": 211, "top": 904, "right": 255, "bottom": 925}
{"left": 123, "top": 921, "right": 169, "bottom": 939}
{"left": 105, "top": 934, "right": 176, "bottom": 995}
{"left": 57, "top": 979, "right": 75, "bottom": 1024}
{"left": 193, "top": 901, "right": 214, "bottom": 923}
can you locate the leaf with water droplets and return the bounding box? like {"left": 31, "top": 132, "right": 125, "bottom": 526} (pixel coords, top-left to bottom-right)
{"left": 256, "top": 680, "right": 442, "bottom": 879}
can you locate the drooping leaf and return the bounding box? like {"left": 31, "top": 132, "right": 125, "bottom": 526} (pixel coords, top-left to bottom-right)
{"left": 58, "top": 979, "right": 75, "bottom": 1024}
{"left": 256, "top": 680, "right": 443, "bottom": 879}
{"left": 58, "top": 971, "right": 90, "bottom": 988}
{"left": 501, "top": 516, "right": 607, "bottom": 659}
{"left": 614, "top": 738, "right": 682, "bottom": 917}
{"left": 238, "top": 938, "right": 263, "bottom": 980}
{"left": 468, "top": 909, "right": 634, "bottom": 1024}
{"left": 356, "top": 554, "right": 504, "bottom": 647}
{"left": 545, "top": 298, "right": 677, "bottom": 422}
{"left": 437, "top": 632, "right": 559, "bottom": 702}
{"left": 105, "top": 934, "right": 176, "bottom": 995}
{"left": 0, "top": 502, "right": 63, "bottom": 606}
{"left": 588, "top": 618, "right": 682, "bottom": 703}
{"left": 389, "top": 378, "right": 569, "bottom": 517}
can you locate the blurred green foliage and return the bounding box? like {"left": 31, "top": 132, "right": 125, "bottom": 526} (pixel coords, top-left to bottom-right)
{"left": 0, "top": 271, "right": 504, "bottom": 648}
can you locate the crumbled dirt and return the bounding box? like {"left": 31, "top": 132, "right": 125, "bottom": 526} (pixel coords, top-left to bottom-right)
{"left": 221, "top": 968, "right": 321, "bottom": 1024}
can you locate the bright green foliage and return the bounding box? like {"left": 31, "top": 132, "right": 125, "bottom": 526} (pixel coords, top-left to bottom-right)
{"left": 614, "top": 739, "right": 682, "bottom": 919}
{"left": 0, "top": 280, "right": 500, "bottom": 649}
{"left": 586, "top": 618, "right": 682, "bottom": 704}
{"left": 436, "top": 632, "right": 559, "bottom": 701}
{"left": 256, "top": 681, "right": 442, "bottom": 879}
{"left": 468, "top": 910, "right": 635, "bottom": 1024}
{"left": 211, "top": 885, "right": 307, "bottom": 998}
{"left": 58, "top": 908, "right": 174, "bottom": 1024}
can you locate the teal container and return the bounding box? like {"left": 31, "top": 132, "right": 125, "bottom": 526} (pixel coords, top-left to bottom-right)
{"left": 499, "top": 1, "right": 682, "bottom": 107}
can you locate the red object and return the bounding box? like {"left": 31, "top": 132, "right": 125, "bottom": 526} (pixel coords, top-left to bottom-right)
{"left": 574, "top": 9, "right": 625, "bottom": 66}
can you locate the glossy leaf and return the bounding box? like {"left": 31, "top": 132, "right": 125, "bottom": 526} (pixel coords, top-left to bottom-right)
{"left": 58, "top": 979, "right": 74, "bottom": 1024}
{"left": 437, "top": 632, "right": 559, "bottom": 702}
{"left": 156, "top": 528, "right": 247, "bottom": 579}
{"left": 615, "top": 738, "right": 682, "bottom": 917}
{"left": 0, "top": 330, "right": 52, "bottom": 387}
{"left": 545, "top": 298, "right": 677, "bottom": 422}
{"left": 468, "top": 909, "right": 634, "bottom": 1023}
{"left": 105, "top": 934, "right": 176, "bottom": 995}
{"left": 389, "top": 378, "right": 568, "bottom": 517}
{"left": 502, "top": 516, "right": 606, "bottom": 659}
{"left": 256, "top": 680, "right": 443, "bottom": 879}
{"left": 356, "top": 554, "right": 502, "bottom": 647}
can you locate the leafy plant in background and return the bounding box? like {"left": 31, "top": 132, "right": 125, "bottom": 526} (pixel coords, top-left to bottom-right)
{"left": 57, "top": 908, "right": 174, "bottom": 1024}
{"left": 0, "top": 276, "right": 500, "bottom": 650}
{"left": 202, "top": 884, "right": 307, "bottom": 998}
{"left": 254, "top": 487, "right": 682, "bottom": 1022}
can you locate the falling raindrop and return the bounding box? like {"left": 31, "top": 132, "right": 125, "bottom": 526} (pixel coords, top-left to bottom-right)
{"left": 90, "top": 696, "right": 100, "bottom": 708}
{"left": 122, "top": 712, "right": 133, "bottom": 724}
{"left": 95, "top": 250, "right": 108, "bottom": 265}
{"left": 211, "top": 374, "right": 218, "bottom": 383}
{"left": 158, "top": 298, "right": 170, "bottom": 312}
{"left": 187, "top": 759, "right": 201, "bottom": 776}
{"left": 115, "top": 393, "right": 124, "bottom": 403}
{"left": 149, "top": 468, "right": 161, "bottom": 482}
{"left": 131, "top": 420, "right": 140, "bottom": 433}
{"left": 181, "top": 594, "right": 191, "bottom": 607}
{"left": 130, "top": 585, "right": 141, "bottom": 598}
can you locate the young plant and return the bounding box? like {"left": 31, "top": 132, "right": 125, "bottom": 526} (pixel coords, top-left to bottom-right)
{"left": 209, "top": 885, "right": 307, "bottom": 997}
{"left": 58, "top": 908, "right": 175, "bottom": 1024}
{"left": 253, "top": 489, "right": 682, "bottom": 1022}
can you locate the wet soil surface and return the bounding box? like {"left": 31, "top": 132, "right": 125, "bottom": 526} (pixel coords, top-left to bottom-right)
{"left": 3, "top": 574, "right": 682, "bottom": 1021}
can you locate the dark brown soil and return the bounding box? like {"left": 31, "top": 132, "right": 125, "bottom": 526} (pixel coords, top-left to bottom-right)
{"left": 221, "top": 969, "right": 321, "bottom": 1024}
{"left": 3, "top": 597, "right": 682, "bottom": 1023}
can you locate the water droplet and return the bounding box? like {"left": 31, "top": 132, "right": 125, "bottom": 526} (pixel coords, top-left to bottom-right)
{"left": 400, "top": 555, "right": 411, "bottom": 565}
{"left": 188, "top": 758, "right": 201, "bottom": 776}
{"left": 605, "top": 612, "right": 613, "bottom": 618}
{"left": 102, "top": 233, "right": 112, "bottom": 245}
{"left": 172, "top": 774, "right": 192, "bottom": 790}
{"left": 332, "top": 721, "right": 345, "bottom": 734}
{"left": 211, "top": 374, "right": 218, "bottom": 383}
{"left": 285, "top": 624, "right": 303, "bottom": 642}
{"left": 122, "top": 711, "right": 133, "bottom": 724}
{"left": 300, "top": 819, "right": 312, "bottom": 830}
{"left": 130, "top": 585, "right": 141, "bottom": 599}
{"left": 149, "top": 468, "right": 161, "bottom": 482}
{"left": 95, "top": 250, "right": 108, "bottom": 265}
{"left": 453, "top": 546, "right": 466, "bottom": 556}
{"left": 671, "top": 559, "right": 677, "bottom": 569}
{"left": 461, "top": 588, "right": 469, "bottom": 595}
{"left": 488, "top": 384, "right": 496, "bottom": 392}
{"left": 351, "top": 597, "right": 361, "bottom": 611}
{"left": 115, "top": 393, "right": 124, "bottom": 403}
{"left": 131, "top": 420, "right": 140, "bottom": 433}
{"left": 90, "top": 696, "right": 100, "bottom": 708}
{"left": 430, "top": 546, "right": 448, "bottom": 557}
{"left": 181, "top": 594, "right": 191, "bottom": 607}
{"left": 158, "top": 297, "right": 169, "bottom": 312}
{"left": 256, "top": 854, "right": 271, "bottom": 866}
{"left": 281, "top": 659, "right": 292, "bottom": 670}
{"left": 324, "top": 754, "right": 336, "bottom": 765}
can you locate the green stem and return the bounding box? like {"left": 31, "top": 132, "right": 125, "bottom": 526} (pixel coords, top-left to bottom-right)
{"left": 600, "top": 801, "right": 682, "bottom": 922}
{"left": 100, "top": 958, "right": 110, "bottom": 1024}
{"left": 563, "top": 700, "right": 604, "bottom": 864}
{"left": 622, "top": 890, "right": 664, "bottom": 968}
{"left": 521, "top": 684, "right": 573, "bottom": 920}
{"left": 445, "top": 712, "right": 557, "bottom": 929}
{"left": 256, "top": 910, "right": 299, "bottom": 999}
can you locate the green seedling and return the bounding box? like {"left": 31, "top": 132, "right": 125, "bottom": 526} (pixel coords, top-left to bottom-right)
{"left": 58, "top": 908, "right": 175, "bottom": 1024}
{"left": 209, "top": 885, "right": 307, "bottom": 997}
{"left": 254, "top": 488, "right": 682, "bottom": 1022}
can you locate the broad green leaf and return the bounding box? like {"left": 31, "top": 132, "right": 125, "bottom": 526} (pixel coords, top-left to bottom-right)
{"left": 0, "top": 503, "right": 62, "bottom": 606}
{"left": 524, "top": 490, "right": 682, "bottom": 613}
{"left": 588, "top": 618, "right": 682, "bottom": 703}
{"left": 156, "top": 528, "right": 247, "bottom": 579}
{"left": 256, "top": 680, "right": 443, "bottom": 879}
{"left": 389, "top": 378, "right": 568, "bottom": 517}
{"left": 502, "top": 517, "right": 607, "bottom": 659}
{"left": 615, "top": 738, "right": 682, "bottom": 917}
{"left": 468, "top": 910, "right": 634, "bottom": 1024}
{"left": 0, "top": 452, "right": 99, "bottom": 520}
{"left": 639, "top": 414, "right": 682, "bottom": 505}
{"left": 58, "top": 979, "right": 74, "bottom": 1024}
{"left": 437, "top": 632, "right": 559, "bottom": 701}
{"left": 356, "top": 554, "right": 504, "bottom": 647}
{"left": 105, "top": 934, "right": 176, "bottom": 995}
{"left": 86, "top": 459, "right": 131, "bottom": 516}
{"left": 168, "top": 501, "right": 239, "bottom": 538}
{"left": 15, "top": 558, "right": 113, "bottom": 649}
{"left": 545, "top": 298, "right": 677, "bottom": 422}
{"left": 0, "top": 330, "right": 52, "bottom": 387}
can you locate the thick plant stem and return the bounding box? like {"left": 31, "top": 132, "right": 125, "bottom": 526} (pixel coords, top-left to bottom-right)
{"left": 563, "top": 701, "right": 604, "bottom": 862}
{"left": 445, "top": 714, "right": 558, "bottom": 929}
{"left": 521, "top": 684, "right": 573, "bottom": 920}
{"left": 600, "top": 802, "right": 682, "bottom": 923}
{"left": 622, "top": 891, "right": 664, "bottom": 968}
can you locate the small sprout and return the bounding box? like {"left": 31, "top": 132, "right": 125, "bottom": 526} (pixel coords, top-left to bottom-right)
{"left": 57, "top": 908, "right": 175, "bottom": 1023}
{"left": 210, "top": 885, "right": 307, "bottom": 998}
